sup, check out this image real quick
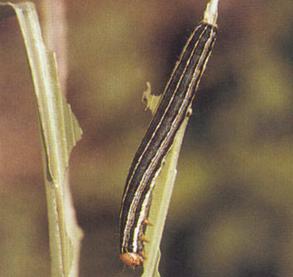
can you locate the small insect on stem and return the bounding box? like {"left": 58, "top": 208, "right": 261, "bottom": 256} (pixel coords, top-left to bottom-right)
{"left": 119, "top": 0, "right": 219, "bottom": 267}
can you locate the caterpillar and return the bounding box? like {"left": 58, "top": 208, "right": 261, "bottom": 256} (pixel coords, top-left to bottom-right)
{"left": 119, "top": 4, "right": 218, "bottom": 267}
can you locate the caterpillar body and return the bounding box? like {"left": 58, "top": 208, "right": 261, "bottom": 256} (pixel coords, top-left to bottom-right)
{"left": 119, "top": 10, "right": 218, "bottom": 267}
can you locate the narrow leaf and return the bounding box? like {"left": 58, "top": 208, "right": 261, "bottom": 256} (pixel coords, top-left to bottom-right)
{"left": 0, "top": 2, "right": 83, "bottom": 276}
{"left": 142, "top": 0, "right": 219, "bottom": 275}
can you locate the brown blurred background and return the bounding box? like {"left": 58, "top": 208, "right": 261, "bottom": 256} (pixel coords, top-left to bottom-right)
{"left": 0, "top": 0, "right": 292, "bottom": 276}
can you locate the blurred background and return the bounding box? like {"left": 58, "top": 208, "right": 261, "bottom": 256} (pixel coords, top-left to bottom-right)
{"left": 0, "top": 0, "right": 292, "bottom": 276}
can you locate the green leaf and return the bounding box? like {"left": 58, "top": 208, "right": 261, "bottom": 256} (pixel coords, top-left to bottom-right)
{"left": 141, "top": 1, "right": 219, "bottom": 274}
{"left": 142, "top": 114, "right": 189, "bottom": 277}
{"left": 141, "top": 82, "right": 189, "bottom": 277}
{"left": 0, "top": 2, "right": 82, "bottom": 277}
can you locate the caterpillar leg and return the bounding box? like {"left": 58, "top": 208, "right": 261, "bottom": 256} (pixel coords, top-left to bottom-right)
{"left": 143, "top": 218, "right": 153, "bottom": 226}
{"left": 140, "top": 235, "right": 149, "bottom": 243}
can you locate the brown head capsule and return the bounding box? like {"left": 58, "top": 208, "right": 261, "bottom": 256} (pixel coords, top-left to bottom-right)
{"left": 120, "top": 252, "right": 144, "bottom": 267}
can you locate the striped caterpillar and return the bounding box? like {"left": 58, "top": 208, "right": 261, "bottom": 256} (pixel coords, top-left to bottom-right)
{"left": 119, "top": 3, "right": 218, "bottom": 267}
